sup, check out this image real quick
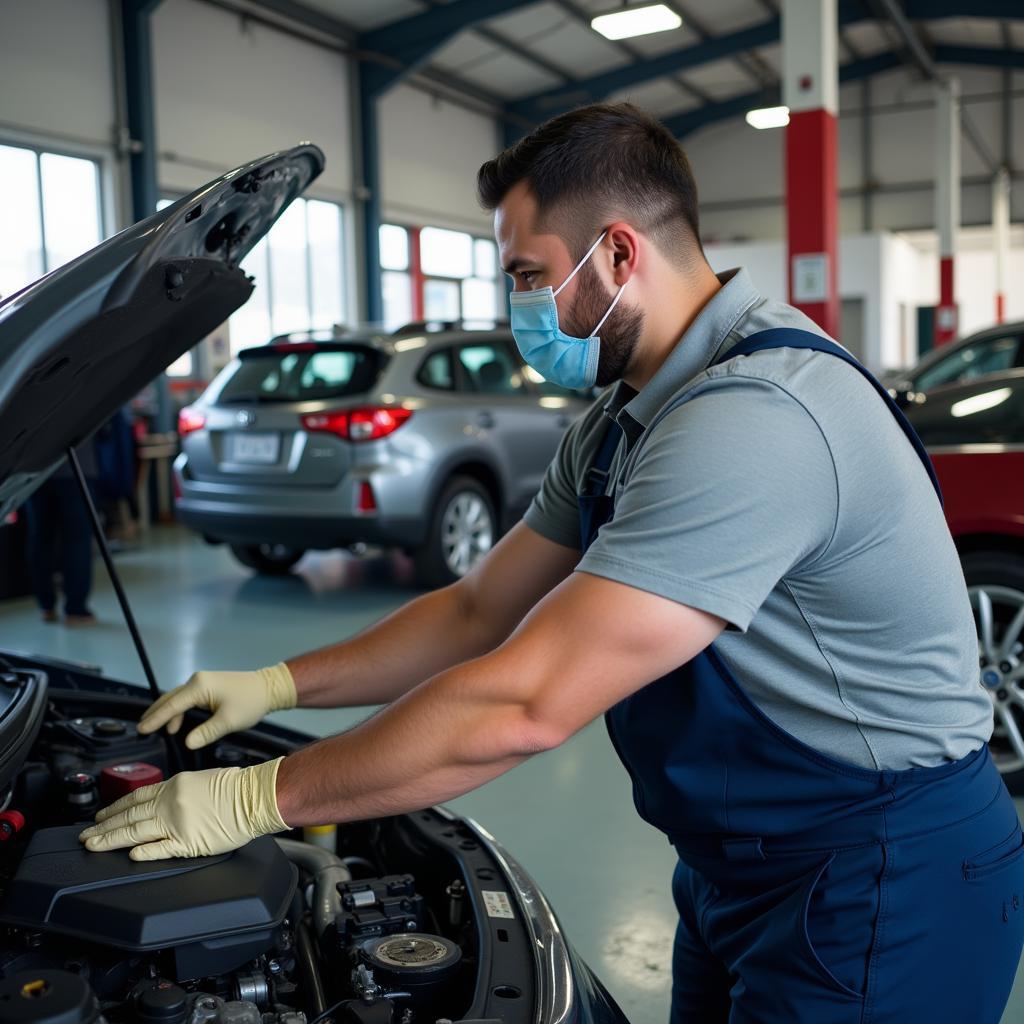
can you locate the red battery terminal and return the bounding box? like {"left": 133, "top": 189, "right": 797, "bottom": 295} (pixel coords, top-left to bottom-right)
{"left": 0, "top": 810, "right": 25, "bottom": 841}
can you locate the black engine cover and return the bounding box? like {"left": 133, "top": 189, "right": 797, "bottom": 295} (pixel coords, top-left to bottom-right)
{"left": 0, "top": 827, "right": 297, "bottom": 979}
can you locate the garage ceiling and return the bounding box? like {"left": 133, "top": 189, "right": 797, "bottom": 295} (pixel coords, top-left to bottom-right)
{"left": 244, "top": 0, "right": 1023, "bottom": 138}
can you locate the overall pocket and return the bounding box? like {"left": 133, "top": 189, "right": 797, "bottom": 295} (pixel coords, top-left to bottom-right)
{"left": 964, "top": 825, "right": 1024, "bottom": 881}
{"left": 800, "top": 845, "right": 885, "bottom": 1000}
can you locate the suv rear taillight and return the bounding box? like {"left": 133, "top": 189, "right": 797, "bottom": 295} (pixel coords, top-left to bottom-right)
{"left": 301, "top": 407, "right": 412, "bottom": 442}
{"left": 178, "top": 407, "right": 206, "bottom": 436}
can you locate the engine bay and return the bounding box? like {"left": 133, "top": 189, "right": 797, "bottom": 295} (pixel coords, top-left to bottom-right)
{"left": 0, "top": 661, "right": 535, "bottom": 1024}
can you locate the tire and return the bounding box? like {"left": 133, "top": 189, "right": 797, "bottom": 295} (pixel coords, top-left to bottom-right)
{"left": 229, "top": 543, "right": 305, "bottom": 576}
{"left": 962, "top": 550, "right": 1024, "bottom": 795}
{"left": 414, "top": 476, "right": 497, "bottom": 589}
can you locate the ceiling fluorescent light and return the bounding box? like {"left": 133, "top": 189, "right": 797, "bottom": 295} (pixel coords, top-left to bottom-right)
{"left": 745, "top": 105, "right": 791, "bottom": 130}
{"left": 592, "top": 4, "right": 682, "bottom": 41}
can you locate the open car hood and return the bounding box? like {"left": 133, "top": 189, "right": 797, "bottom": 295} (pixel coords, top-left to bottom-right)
{"left": 0, "top": 143, "right": 324, "bottom": 519}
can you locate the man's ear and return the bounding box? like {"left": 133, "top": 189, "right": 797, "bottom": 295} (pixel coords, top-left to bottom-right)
{"left": 606, "top": 222, "right": 640, "bottom": 286}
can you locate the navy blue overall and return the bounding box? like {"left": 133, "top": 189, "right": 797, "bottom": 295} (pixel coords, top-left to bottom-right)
{"left": 579, "top": 329, "right": 1024, "bottom": 1023}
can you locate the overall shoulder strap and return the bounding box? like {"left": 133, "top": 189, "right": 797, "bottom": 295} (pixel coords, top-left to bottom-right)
{"left": 715, "top": 327, "right": 943, "bottom": 505}
{"left": 584, "top": 417, "right": 623, "bottom": 497}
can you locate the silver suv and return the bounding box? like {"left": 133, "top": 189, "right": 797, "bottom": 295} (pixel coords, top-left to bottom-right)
{"left": 173, "top": 322, "right": 591, "bottom": 586}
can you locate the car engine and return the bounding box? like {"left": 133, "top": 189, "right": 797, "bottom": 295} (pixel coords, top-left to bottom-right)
{"left": 0, "top": 666, "right": 531, "bottom": 1024}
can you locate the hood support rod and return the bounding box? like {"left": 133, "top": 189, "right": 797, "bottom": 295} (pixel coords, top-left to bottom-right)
{"left": 67, "top": 446, "right": 162, "bottom": 703}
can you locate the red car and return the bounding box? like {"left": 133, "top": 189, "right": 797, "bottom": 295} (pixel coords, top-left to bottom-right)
{"left": 907, "top": 369, "right": 1024, "bottom": 792}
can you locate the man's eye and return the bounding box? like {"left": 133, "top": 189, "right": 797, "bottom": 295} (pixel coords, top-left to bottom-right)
{"left": 520, "top": 271, "right": 536, "bottom": 285}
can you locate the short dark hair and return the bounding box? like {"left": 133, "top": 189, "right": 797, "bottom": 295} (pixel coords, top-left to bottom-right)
{"left": 477, "top": 102, "right": 703, "bottom": 267}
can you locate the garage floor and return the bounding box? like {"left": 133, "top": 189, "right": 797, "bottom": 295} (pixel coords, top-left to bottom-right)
{"left": 2, "top": 526, "right": 1022, "bottom": 1022}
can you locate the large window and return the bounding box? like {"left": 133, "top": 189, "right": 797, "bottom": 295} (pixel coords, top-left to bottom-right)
{"left": 421, "top": 227, "right": 500, "bottom": 322}
{"left": 228, "top": 198, "right": 346, "bottom": 354}
{"left": 0, "top": 144, "right": 102, "bottom": 301}
{"left": 379, "top": 223, "right": 501, "bottom": 331}
{"left": 380, "top": 223, "right": 413, "bottom": 331}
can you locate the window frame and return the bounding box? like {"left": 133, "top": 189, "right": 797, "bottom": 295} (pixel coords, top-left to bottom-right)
{"left": 416, "top": 346, "right": 457, "bottom": 392}
{"left": 0, "top": 136, "right": 105, "bottom": 289}
{"left": 454, "top": 338, "right": 527, "bottom": 395}
{"left": 227, "top": 196, "right": 347, "bottom": 354}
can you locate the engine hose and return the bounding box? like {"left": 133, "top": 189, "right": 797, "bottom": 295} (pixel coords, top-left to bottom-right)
{"left": 296, "top": 915, "right": 326, "bottom": 1016}
{"left": 276, "top": 838, "right": 353, "bottom": 939}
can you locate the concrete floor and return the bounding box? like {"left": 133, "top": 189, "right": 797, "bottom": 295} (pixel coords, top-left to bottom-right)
{"left": 1, "top": 525, "right": 1022, "bottom": 1023}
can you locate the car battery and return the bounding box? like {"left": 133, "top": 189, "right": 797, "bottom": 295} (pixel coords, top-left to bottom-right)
{"left": 99, "top": 762, "right": 164, "bottom": 804}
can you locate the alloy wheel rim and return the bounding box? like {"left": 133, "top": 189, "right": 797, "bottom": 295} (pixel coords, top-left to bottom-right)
{"left": 969, "top": 583, "right": 1024, "bottom": 775}
{"left": 441, "top": 492, "right": 493, "bottom": 578}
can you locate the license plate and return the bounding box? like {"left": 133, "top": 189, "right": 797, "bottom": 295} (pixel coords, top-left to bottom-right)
{"left": 229, "top": 432, "right": 280, "bottom": 464}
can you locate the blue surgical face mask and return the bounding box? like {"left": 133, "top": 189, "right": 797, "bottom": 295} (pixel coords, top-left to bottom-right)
{"left": 508, "top": 231, "right": 628, "bottom": 391}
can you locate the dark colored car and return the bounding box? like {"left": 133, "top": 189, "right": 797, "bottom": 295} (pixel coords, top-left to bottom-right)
{"left": 887, "top": 321, "right": 1024, "bottom": 408}
{"left": 906, "top": 370, "right": 1024, "bottom": 793}
{"left": 0, "top": 147, "right": 628, "bottom": 1024}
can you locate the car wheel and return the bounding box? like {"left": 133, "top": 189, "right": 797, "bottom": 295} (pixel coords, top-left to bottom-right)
{"left": 414, "top": 476, "right": 496, "bottom": 588}
{"left": 229, "top": 543, "right": 305, "bottom": 575}
{"left": 962, "top": 550, "right": 1024, "bottom": 795}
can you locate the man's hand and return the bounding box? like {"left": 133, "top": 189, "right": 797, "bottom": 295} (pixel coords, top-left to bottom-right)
{"left": 137, "top": 664, "right": 297, "bottom": 750}
{"left": 78, "top": 758, "right": 288, "bottom": 860}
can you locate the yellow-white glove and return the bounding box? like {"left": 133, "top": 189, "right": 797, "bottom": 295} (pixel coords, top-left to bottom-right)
{"left": 137, "top": 664, "right": 297, "bottom": 750}
{"left": 78, "top": 757, "right": 288, "bottom": 861}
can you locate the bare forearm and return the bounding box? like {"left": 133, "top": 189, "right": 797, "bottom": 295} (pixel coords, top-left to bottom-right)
{"left": 285, "top": 584, "right": 505, "bottom": 708}
{"left": 275, "top": 655, "right": 551, "bottom": 826}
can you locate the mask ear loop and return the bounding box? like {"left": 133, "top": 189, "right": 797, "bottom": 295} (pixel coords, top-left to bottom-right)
{"left": 590, "top": 279, "right": 628, "bottom": 337}
{"left": 553, "top": 231, "right": 608, "bottom": 298}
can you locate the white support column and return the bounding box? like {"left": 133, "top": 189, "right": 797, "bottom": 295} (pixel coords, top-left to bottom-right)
{"left": 993, "top": 166, "right": 1011, "bottom": 325}
{"left": 934, "top": 78, "right": 960, "bottom": 346}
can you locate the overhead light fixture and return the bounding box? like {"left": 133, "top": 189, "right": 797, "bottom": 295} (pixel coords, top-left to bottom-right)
{"left": 745, "top": 105, "right": 790, "bottom": 130}
{"left": 951, "top": 388, "right": 1011, "bottom": 419}
{"left": 591, "top": 4, "right": 682, "bottom": 41}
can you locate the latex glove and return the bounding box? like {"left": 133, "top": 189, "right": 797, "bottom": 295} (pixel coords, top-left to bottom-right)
{"left": 78, "top": 757, "right": 288, "bottom": 861}
{"left": 137, "top": 663, "right": 297, "bottom": 750}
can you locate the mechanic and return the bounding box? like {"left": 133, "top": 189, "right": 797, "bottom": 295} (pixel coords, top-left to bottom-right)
{"left": 81, "top": 103, "right": 1024, "bottom": 1023}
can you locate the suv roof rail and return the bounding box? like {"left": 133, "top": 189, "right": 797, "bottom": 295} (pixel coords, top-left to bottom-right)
{"left": 391, "top": 318, "right": 510, "bottom": 336}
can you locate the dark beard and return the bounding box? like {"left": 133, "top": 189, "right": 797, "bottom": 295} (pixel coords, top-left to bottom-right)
{"left": 563, "top": 262, "right": 644, "bottom": 387}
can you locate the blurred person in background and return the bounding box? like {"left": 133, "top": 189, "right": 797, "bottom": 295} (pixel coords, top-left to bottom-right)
{"left": 23, "top": 439, "right": 99, "bottom": 626}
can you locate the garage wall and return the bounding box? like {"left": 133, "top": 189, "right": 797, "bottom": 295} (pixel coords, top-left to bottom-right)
{"left": 0, "top": 0, "right": 115, "bottom": 150}
{"left": 151, "top": 0, "right": 354, "bottom": 201}
{"left": 685, "top": 65, "right": 1021, "bottom": 244}
{"left": 706, "top": 226, "right": 1024, "bottom": 372}
{"left": 378, "top": 84, "right": 499, "bottom": 235}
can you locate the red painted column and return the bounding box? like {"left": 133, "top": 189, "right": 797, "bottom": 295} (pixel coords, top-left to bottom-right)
{"left": 408, "top": 226, "right": 425, "bottom": 321}
{"left": 934, "top": 80, "right": 960, "bottom": 346}
{"left": 783, "top": 0, "right": 839, "bottom": 341}
{"left": 994, "top": 166, "right": 1010, "bottom": 325}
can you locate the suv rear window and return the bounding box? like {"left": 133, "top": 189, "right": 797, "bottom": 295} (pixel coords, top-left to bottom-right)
{"left": 219, "top": 346, "right": 385, "bottom": 403}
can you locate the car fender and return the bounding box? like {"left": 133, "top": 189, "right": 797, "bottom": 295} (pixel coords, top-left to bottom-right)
{"left": 422, "top": 446, "right": 506, "bottom": 524}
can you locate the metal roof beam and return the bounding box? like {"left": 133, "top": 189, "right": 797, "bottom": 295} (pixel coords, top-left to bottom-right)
{"left": 549, "top": 0, "right": 712, "bottom": 110}
{"left": 934, "top": 45, "right": 1024, "bottom": 70}
{"left": 902, "top": 0, "right": 1024, "bottom": 17}
{"left": 664, "top": 52, "right": 904, "bottom": 138}
{"left": 511, "top": 1, "right": 1024, "bottom": 122}
{"left": 510, "top": 18, "right": 780, "bottom": 119}
{"left": 359, "top": 0, "right": 540, "bottom": 95}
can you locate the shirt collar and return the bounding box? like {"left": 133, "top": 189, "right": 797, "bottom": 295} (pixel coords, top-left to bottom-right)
{"left": 604, "top": 267, "right": 761, "bottom": 434}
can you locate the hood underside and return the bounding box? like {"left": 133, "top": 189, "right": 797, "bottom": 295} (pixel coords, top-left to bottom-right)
{"left": 0, "top": 143, "right": 324, "bottom": 518}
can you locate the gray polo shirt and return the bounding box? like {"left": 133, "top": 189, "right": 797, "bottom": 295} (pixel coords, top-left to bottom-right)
{"left": 524, "top": 268, "right": 992, "bottom": 770}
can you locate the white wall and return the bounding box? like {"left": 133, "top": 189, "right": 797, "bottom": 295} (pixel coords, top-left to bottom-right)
{"left": 687, "top": 65, "right": 1022, "bottom": 244}
{"left": 151, "top": 0, "right": 353, "bottom": 202}
{"left": 378, "top": 84, "right": 498, "bottom": 235}
{"left": 0, "top": 0, "right": 114, "bottom": 149}
{"left": 705, "top": 227, "right": 1024, "bottom": 372}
